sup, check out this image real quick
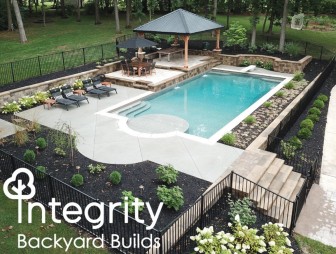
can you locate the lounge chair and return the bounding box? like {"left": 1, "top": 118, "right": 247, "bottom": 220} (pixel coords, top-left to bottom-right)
{"left": 82, "top": 79, "right": 109, "bottom": 99}
{"left": 91, "top": 76, "right": 117, "bottom": 94}
{"left": 61, "top": 84, "right": 89, "bottom": 105}
{"left": 49, "top": 88, "right": 79, "bottom": 111}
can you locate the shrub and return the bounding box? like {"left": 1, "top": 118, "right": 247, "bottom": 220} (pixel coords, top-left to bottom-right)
{"left": 280, "top": 140, "right": 297, "bottom": 159}
{"left": 73, "top": 79, "right": 83, "bottom": 90}
{"left": 1, "top": 101, "right": 21, "bottom": 114}
{"left": 119, "top": 48, "right": 128, "bottom": 53}
{"left": 18, "top": 96, "right": 37, "bottom": 109}
{"left": 54, "top": 147, "right": 66, "bottom": 157}
{"left": 293, "top": 71, "right": 304, "bottom": 81}
{"left": 275, "top": 91, "right": 285, "bottom": 97}
{"left": 284, "top": 81, "right": 295, "bottom": 89}
{"left": 228, "top": 194, "right": 256, "bottom": 226}
{"left": 313, "top": 99, "right": 325, "bottom": 109}
{"left": 34, "top": 91, "right": 49, "bottom": 104}
{"left": 109, "top": 171, "right": 122, "bottom": 185}
{"left": 307, "top": 113, "right": 320, "bottom": 123}
{"left": 223, "top": 22, "right": 247, "bottom": 50}
{"left": 244, "top": 115, "right": 256, "bottom": 124}
{"left": 263, "top": 62, "right": 273, "bottom": 70}
{"left": 289, "top": 136, "right": 303, "bottom": 149}
{"left": 298, "top": 128, "right": 312, "bottom": 139}
{"left": 263, "top": 101, "right": 272, "bottom": 108}
{"left": 23, "top": 149, "right": 36, "bottom": 164}
{"left": 248, "top": 45, "right": 257, "bottom": 53}
{"left": 88, "top": 163, "right": 106, "bottom": 174}
{"left": 157, "top": 185, "right": 184, "bottom": 211}
{"left": 240, "top": 59, "right": 250, "bottom": 67}
{"left": 317, "top": 93, "right": 328, "bottom": 102}
{"left": 221, "top": 133, "right": 236, "bottom": 146}
{"left": 261, "top": 42, "right": 277, "bottom": 54}
{"left": 35, "top": 166, "right": 46, "bottom": 179}
{"left": 36, "top": 137, "right": 47, "bottom": 150}
{"left": 255, "top": 60, "right": 264, "bottom": 68}
{"left": 71, "top": 174, "right": 84, "bottom": 187}
{"left": 26, "top": 120, "right": 41, "bottom": 133}
{"left": 284, "top": 42, "right": 301, "bottom": 57}
{"left": 121, "top": 191, "right": 144, "bottom": 214}
{"left": 156, "top": 164, "right": 179, "bottom": 184}
{"left": 262, "top": 222, "right": 293, "bottom": 253}
{"left": 308, "top": 107, "right": 321, "bottom": 116}
{"left": 153, "top": 34, "right": 161, "bottom": 43}
{"left": 300, "top": 119, "right": 314, "bottom": 130}
{"left": 13, "top": 129, "right": 29, "bottom": 147}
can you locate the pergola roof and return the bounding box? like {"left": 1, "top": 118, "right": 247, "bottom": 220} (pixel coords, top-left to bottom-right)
{"left": 133, "top": 8, "right": 224, "bottom": 35}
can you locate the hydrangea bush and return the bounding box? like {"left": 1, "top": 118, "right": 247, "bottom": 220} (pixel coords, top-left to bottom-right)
{"left": 18, "top": 96, "right": 37, "bottom": 109}
{"left": 191, "top": 215, "right": 293, "bottom": 254}
{"left": 1, "top": 101, "right": 21, "bottom": 114}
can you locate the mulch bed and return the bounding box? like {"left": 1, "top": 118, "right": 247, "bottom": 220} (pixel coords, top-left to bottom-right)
{"left": 0, "top": 124, "right": 210, "bottom": 231}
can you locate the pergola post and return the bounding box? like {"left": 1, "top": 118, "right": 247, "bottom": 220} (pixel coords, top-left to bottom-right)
{"left": 182, "top": 35, "right": 190, "bottom": 69}
{"left": 137, "top": 32, "right": 145, "bottom": 38}
{"left": 213, "top": 29, "right": 222, "bottom": 53}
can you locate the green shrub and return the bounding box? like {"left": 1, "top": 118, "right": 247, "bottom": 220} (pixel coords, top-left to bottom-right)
{"left": 73, "top": 79, "right": 84, "bottom": 90}
{"left": 307, "top": 113, "right": 320, "bottom": 123}
{"left": 109, "top": 171, "right": 122, "bottom": 185}
{"left": 317, "top": 94, "right": 328, "bottom": 102}
{"left": 300, "top": 119, "right": 314, "bottom": 131}
{"left": 156, "top": 164, "right": 179, "bottom": 184}
{"left": 280, "top": 140, "right": 297, "bottom": 159}
{"left": 293, "top": 71, "right": 304, "bottom": 81}
{"left": 263, "top": 62, "right": 273, "bottom": 70}
{"left": 248, "top": 45, "right": 257, "bottom": 53}
{"left": 87, "top": 163, "right": 106, "bottom": 174}
{"left": 23, "top": 149, "right": 36, "bottom": 164}
{"left": 308, "top": 107, "right": 321, "bottom": 116}
{"left": 261, "top": 42, "right": 277, "bottom": 54}
{"left": 240, "top": 59, "right": 250, "bottom": 67}
{"left": 313, "top": 99, "right": 325, "bottom": 109}
{"left": 34, "top": 91, "right": 49, "bottom": 104}
{"left": 71, "top": 174, "right": 84, "bottom": 187}
{"left": 157, "top": 185, "right": 184, "bottom": 211}
{"left": 263, "top": 101, "right": 272, "bottom": 108}
{"left": 284, "top": 42, "right": 301, "bottom": 57}
{"left": 228, "top": 194, "right": 256, "bottom": 226}
{"left": 223, "top": 22, "right": 247, "bottom": 49}
{"left": 36, "top": 137, "right": 47, "bottom": 150}
{"left": 54, "top": 147, "right": 66, "bottom": 157}
{"left": 1, "top": 101, "right": 21, "bottom": 114}
{"left": 284, "top": 81, "right": 295, "bottom": 89}
{"left": 275, "top": 91, "right": 285, "bottom": 97}
{"left": 289, "top": 136, "right": 303, "bottom": 149}
{"left": 244, "top": 115, "right": 256, "bottom": 124}
{"left": 298, "top": 128, "right": 312, "bottom": 139}
{"left": 18, "top": 96, "right": 37, "bottom": 109}
{"left": 221, "top": 133, "right": 236, "bottom": 146}
{"left": 121, "top": 191, "right": 144, "bottom": 214}
{"left": 255, "top": 60, "right": 264, "bottom": 68}
{"left": 36, "top": 166, "right": 46, "bottom": 179}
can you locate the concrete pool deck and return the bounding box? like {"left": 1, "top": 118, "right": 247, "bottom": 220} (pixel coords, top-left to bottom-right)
{"left": 15, "top": 84, "right": 243, "bottom": 183}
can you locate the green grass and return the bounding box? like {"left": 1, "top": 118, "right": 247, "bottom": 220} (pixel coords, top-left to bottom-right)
{"left": 0, "top": 183, "right": 109, "bottom": 253}
{"left": 294, "top": 234, "right": 336, "bottom": 254}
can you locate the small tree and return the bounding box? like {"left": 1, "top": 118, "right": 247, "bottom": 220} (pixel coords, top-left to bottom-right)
{"left": 223, "top": 22, "right": 247, "bottom": 51}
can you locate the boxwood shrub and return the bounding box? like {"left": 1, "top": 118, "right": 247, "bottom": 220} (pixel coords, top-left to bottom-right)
{"left": 298, "top": 128, "right": 312, "bottom": 139}
{"left": 300, "top": 119, "right": 314, "bottom": 131}
{"left": 313, "top": 99, "right": 325, "bottom": 109}
{"left": 308, "top": 107, "right": 321, "bottom": 116}
{"left": 306, "top": 114, "right": 320, "bottom": 123}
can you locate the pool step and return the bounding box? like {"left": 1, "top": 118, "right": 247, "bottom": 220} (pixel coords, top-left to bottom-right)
{"left": 119, "top": 101, "right": 151, "bottom": 118}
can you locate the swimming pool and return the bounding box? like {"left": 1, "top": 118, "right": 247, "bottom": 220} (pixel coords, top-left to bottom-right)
{"left": 117, "top": 70, "right": 286, "bottom": 140}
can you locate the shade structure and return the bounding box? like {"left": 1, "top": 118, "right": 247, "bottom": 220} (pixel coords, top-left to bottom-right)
{"left": 116, "top": 37, "right": 157, "bottom": 49}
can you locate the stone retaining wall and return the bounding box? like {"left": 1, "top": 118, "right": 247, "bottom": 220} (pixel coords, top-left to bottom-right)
{"left": 0, "top": 62, "right": 119, "bottom": 106}
{"left": 216, "top": 54, "right": 312, "bottom": 73}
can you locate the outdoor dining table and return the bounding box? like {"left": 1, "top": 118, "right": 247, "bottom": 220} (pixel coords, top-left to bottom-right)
{"left": 130, "top": 61, "right": 152, "bottom": 76}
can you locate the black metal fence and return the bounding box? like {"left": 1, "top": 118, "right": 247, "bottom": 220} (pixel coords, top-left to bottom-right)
{"left": 0, "top": 42, "right": 117, "bottom": 87}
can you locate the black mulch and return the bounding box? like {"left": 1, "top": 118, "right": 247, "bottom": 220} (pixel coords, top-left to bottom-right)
{"left": 0, "top": 124, "right": 210, "bottom": 231}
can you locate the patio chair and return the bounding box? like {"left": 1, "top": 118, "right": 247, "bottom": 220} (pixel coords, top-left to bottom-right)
{"left": 49, "top": 88, "right": 79, "bottom": 111}
{"left": 151, "top": 61, "right": 157, "bottom": 75}
{"left": 82, "top": 79, "right": 109, "bottom": 99}
{"left": 91, "top": 76, "right": 117, "bottom": 94}
{"left": 141, "top": 64, "right": 151, "bottom": 76}
{"left": 61, "top": 84, "right": 89, "bottom": 105}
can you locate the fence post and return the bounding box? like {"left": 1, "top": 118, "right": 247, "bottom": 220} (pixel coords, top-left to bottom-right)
{"left": 10, "top": 62, "right": 15, "bottom": 83}
{"left": 48, "top": 175, "right": 55, "bottom": 205}
{"left": 320, "top": 46, "right": 323, "bottom": 61}
{"left": 304, "top": 42, "right": 308, "bottom": 54}
{"left": 289, "top": 198, "right": 298, "bottom": 235}
{"left": 37, "top": 56, "right": 42, "bottom": 76}
{"left": 10, "top": 154, "right": 17, "bottom": 174}
{"left": 61, "top": 52, "right": 65, "bottom": 70}
{"left": 101, "top": 44, "right": 104, "bottom": 59}
{"left": 82, "top": 48, "right": 86, "bottom": 65}
{"left": 159, "top": 231, "right": 163, "bottom": 254}
{"left": 199, "top": 195, "right": 204, "bottom": 228}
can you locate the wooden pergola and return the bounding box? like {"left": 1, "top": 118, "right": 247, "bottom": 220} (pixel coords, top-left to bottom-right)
{"left": 133, "top": 9, "right": 224, "bottom": 69}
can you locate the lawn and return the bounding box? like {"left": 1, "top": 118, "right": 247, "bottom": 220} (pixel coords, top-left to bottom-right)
{"left": 0, "top": 182, "right": 109, "bottom": 253}
{"left": 0, "top": 13, "right": 335, "bottom": 65}
{"left": 294, "top": 234, "right": 336, "bottom": 254}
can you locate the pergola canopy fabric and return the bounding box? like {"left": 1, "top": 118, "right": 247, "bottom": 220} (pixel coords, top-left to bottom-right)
{"left": 133, "top": 8, "right": 224, "bottom": 35}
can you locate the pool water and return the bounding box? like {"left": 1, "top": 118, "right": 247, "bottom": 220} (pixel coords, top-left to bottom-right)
{"left": 120, "top": 71, "right": 283, "bottom": 138}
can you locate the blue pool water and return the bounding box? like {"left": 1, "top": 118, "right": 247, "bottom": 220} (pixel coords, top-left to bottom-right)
{"left": 120, "top": 71, "right": 283, "bottom": 138}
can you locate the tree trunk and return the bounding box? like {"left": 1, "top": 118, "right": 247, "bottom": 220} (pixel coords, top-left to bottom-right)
{"left": 126, "top": 0, "right": 131, "bottom": 28}
{"left": 6, "top": 0, "right": 14, "bottom": 31}
{"left": 279, "top": 0, "right": 289, "bottom": 52}
{"left": 114, "top": 0, "right": 120, "bottom": 33}
{"left": 262, "top": 7, "right": 269, "bottom": 33}
{"left": 251, "top": 25, "right": 256, "bottom": 47}
{"left": 267, "top": 11, "right": 274, "bottom": 34}
{"left": 42, "top": 0, "right": 46, "bottom": 26}
{"left": 95, "top": 0, "right": 101, "bottom": 24}
{"left": 76, "top": 0, "right": 81, "bottom": 22}
{"left": 12, "top": 0, "right": 28, "bottom": 43}
{"left": 226, "top": 0, "right": 231, "bottom": 29}
{"left": 213, "top": 0, "right": 217, "bottom": 20}
{"left": 60, "top": 0, "right": 66, "bottom": 18}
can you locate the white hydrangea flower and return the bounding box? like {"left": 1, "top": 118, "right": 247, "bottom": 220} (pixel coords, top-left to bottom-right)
{"left": 268, "top": 241, "right": 275, "bottom": 246}
{"left": 286, "top": 237, "right": 291, "bottom": 246}
{"left": 235, "top": 243, "right": 241, "bottom": 250}
{"left": 194, "top": 247, "right": 199, "bottom": 251}
{"left": 235, "top": 214, "right": 240, "bottom": 222}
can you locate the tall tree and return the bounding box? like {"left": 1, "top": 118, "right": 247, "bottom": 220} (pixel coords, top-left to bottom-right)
{"left": 76, "top": 0, "right": 81, "bottom": 22}
{"left": 250, "top": 0, "right": 260, "bottom": 47}
{"left": 95, "top": 0, "right": 101, "bottom": 24}
{"left": 12, "top": 0, "right": 27, "bottom": 43}
{"left": 6, "top": 0, "right": 14, "bottom": 31}
{"left": 226, "top": 0, "right": 232, "bottom": 29}
{"left": 279, "top": 0, "right": 289, "bottom": 52}
{"left": 114, "top": 0, "right": 121, "bottom": 33}
{"left": 125, "top": 0, "right": 131, "bottom": 28}
{"left": 213, "top": 0, "right": 218, "bottom": 20}
{"left": 41, "top": 0, "right": 46, "bottom": 26}
{"left": 60, "top": 0, "right": 66, "bottom": 18}
{"left": 147, "top": 0, "right": 159, "bottom": 21}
